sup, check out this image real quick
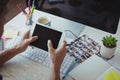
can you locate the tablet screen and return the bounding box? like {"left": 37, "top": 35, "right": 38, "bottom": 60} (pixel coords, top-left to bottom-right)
{"left": 30, "top": 24, "right": 62, "bottom": 51}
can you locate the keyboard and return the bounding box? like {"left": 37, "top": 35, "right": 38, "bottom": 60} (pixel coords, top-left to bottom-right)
{"left": 5, "top": 37, "right": 75, "bottom": 75}
{"left": 21, "top": 47, "right": 75, "bottom": 74}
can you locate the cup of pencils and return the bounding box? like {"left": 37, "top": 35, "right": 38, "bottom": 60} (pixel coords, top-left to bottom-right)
{"left": 17, "top": 0, "right": 35, "bottom": 26}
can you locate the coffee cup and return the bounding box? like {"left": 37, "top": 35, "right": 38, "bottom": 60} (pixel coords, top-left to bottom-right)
{"left": 38, "top": 17, "right": 51, "bottom": 26}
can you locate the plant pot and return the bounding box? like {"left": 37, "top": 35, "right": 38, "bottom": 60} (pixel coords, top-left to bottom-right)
{"left": 100, "top": 44, "right": 116, "bottom": 59}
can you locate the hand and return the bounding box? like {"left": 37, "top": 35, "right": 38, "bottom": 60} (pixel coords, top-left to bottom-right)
{"left": 47, "top": 40, "right": 67, "bottom": 69}
{"left": 14, "top": 30, "right": 38, "bottom": 53}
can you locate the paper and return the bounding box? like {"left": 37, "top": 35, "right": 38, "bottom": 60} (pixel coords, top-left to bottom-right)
{"left": 104, "top": 71, "right": 120, "bottom": 80}
{"left": 3, "top": 29, "right": 19, "bottom": 39}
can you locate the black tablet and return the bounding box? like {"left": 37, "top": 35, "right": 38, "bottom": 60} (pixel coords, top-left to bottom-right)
{"left": 30, "top": 24, "right": 65, "bottom": 51}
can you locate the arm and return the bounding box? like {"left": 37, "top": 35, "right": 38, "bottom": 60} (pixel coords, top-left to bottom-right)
{"left": 47, "top": 40, "right": 67, "bottom": 80}
{"left": 0, "top": 13, "right": 5, "bottom": 37}
{"left": 0, "top": 46, "right": 20, "bottom": 65}
{"left": 0, "top": 30, "right": 38, "bottom": 66}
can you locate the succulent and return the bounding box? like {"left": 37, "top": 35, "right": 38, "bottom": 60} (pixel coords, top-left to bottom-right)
{"left": 102, "top": 35, "right": 117, "bottom": 48}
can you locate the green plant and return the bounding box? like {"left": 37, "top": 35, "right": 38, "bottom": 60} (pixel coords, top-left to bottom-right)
{"left": 102, "top": 35, "right": 117, "bottom": 48}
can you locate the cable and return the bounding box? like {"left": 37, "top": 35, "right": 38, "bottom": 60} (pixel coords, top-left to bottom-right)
{"left": 64, "top": 30, "right": 78, "bottom": 39}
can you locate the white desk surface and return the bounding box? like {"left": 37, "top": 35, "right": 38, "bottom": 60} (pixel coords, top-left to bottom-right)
{"left": 0, "top": 9, "right": 120, "bottom": 80}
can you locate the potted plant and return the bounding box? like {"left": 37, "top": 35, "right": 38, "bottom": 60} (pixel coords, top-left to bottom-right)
{"left": 100, "top": 35, "right": 117, "bottom": 59}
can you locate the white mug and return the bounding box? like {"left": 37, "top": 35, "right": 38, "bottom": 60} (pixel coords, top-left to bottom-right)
{"left": 38, "top": 17, "right": 51, "bottom": 26}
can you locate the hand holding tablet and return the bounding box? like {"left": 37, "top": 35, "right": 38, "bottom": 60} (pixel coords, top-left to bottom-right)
{"left": 30, "top": 24, "right": 65, "bottom": 51}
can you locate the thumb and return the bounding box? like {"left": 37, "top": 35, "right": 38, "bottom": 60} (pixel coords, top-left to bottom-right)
{"left": 47, "top": 40, "right": 54, "bottom": 52}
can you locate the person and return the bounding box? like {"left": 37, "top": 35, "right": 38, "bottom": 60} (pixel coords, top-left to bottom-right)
{"left": 48, "top": 40, "right": 66, "bottom": 80}
{"left": 0, "top": 1, "right": 67, "bottom": 80}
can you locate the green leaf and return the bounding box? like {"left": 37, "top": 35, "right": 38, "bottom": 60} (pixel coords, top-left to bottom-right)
{"left": 102, "top": 35, "right": 117, "bottom": 47}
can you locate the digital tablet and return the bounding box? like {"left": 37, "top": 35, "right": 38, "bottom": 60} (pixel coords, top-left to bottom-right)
{"left": 30, "top": 24, "right": 65, "bottom": 51}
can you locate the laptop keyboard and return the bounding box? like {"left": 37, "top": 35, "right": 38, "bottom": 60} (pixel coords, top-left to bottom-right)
{"left": 21, "top": 47, "right": 75, "bottom": 74}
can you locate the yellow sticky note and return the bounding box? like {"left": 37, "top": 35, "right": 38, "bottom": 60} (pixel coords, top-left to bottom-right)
{"left": 3, "top": 29, "right": 19, "bottom": 38}
{"left": 104, "top": 71, "right": 120, "bottom": 80}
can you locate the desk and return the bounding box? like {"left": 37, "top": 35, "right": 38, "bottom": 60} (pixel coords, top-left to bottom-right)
{"left": 1, "top": 9, "right": 83, "bottom": 80}
{"left": 3, "top": 9, "right": 84, "bottom": 38}
{"left": 80, "top": 23, "right": 120, "bottom": 71}
{"left": 0, "top": 9, "right": 120, "bottom": 80}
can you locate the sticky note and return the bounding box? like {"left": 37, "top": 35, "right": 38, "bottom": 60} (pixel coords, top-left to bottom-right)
{"left": 104, "top": 71, "right": 120, "bottom": 80}
{"left": 3, "top": 29, "right": 19, "bottom": 39}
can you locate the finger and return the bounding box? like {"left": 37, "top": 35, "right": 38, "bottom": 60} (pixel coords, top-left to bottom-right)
{"left": 61, "top": 41, "right": 67, "bottom": 49}
{"left": 59, "top": 41, "right": 67, "bottom": 55}
{"left": 22, "top": 29, "right": 30, "bottom": 39}
{"left": 27, "top": 36, "right": 38, "bottom": 44}
{"left": 56, "top": 41, "right": 66, "bottom": 51}
{"left": 47, "top": 40, "right": 54, "bottom": 53}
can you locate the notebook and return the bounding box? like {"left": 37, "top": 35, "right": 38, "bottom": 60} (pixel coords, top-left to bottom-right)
{"left": 69, "top": 54, "right": 111, "bottom": 80}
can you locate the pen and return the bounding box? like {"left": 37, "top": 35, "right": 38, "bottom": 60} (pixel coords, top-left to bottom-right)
{"left": 26, "top": 5, "right": 35, "bottom": 25}
{"left": 62, "top": 57, "right": 80, "bottom": 80}
{"left": 16, "top": 4, "right": 27, "bottom": 16}
{"left": 32, "top": 0, "right": 35, "bottom": 7}
{"left": 28, "top": 0, "right": 31, "bottom": 11}
{"left": 26, "top": 0, "right": 35, "bottom": 25}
